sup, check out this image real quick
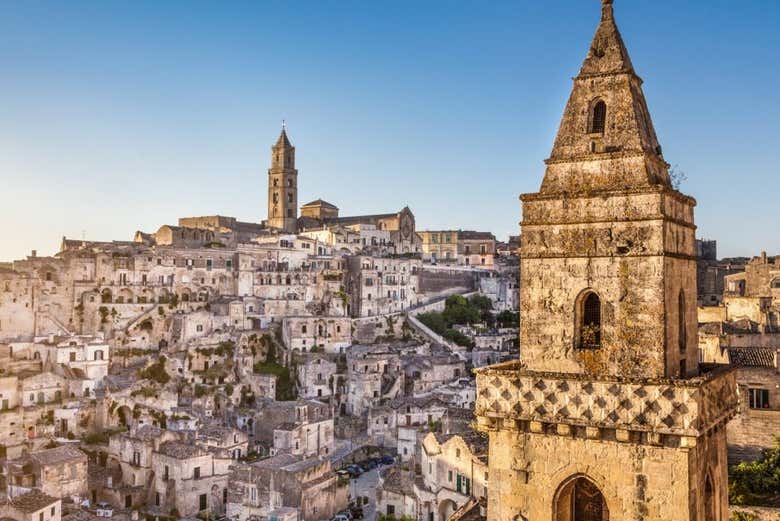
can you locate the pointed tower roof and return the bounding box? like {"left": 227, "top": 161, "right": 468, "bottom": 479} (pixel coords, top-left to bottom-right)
{"left": 579, "top": 0, "right": 634, "bottom": 77}
{"left": 536, "top": 0, "right": 671, "bottom": 195}
{"left": 274, "top": 127, "right": 293, "bottom": 149}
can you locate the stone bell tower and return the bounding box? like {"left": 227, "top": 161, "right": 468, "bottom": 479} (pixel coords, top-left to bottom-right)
{"left": 475, "top": 2, "right": 737, "bottom": 520}
{"left": 267, "top": 124, "right": 298, "bottom": 233}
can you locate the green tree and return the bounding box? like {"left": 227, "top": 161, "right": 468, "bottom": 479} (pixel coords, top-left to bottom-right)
{"left": 729, "top": 437, "right": 780, "bottom": 506}
{"left": 496, "top": 310, "right": 519, "bottom": 328}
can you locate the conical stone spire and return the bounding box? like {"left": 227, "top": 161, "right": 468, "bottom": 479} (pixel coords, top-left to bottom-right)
{"left": 579, "top": 0, "right": 634, "bottom": 77}
{"left": 538, "top": 0, "right": 671, "bottom": 195}
{"left": 275, "top": 126, "right": 292, "bottom": 149}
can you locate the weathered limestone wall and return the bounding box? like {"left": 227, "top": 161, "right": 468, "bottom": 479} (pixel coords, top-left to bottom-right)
{"left": 486, "top": 428, "right": 702, "bottom": 521}
{"left": 520, "top": 254, "right": 667, "bottom": 377}
{"left": 698, "top": 306, "right": 727, "bottom": 323}
{"left": 727, "top": 366, "right": 780, "bottom": 463}
{"left": 418, "top": 268, "right": 476, "bottom": 294}
{"left": 520, "top": 189, "right": 696, "bottom": 379}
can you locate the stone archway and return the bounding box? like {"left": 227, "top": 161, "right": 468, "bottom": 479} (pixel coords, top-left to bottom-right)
{"left": 438, "top": 499, "right": 458, "bottom": 521}
{"left": 554, "top": 475, "right": 609, "bottom": 521}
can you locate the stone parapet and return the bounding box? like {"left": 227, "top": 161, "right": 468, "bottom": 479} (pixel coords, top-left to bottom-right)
{"left": 475, "top": 361, "right": 737, "bottom": 440}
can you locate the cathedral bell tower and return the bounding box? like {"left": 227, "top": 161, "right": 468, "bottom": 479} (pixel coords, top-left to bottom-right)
{"left": 475, "top": 2, "right": 737, "bottom": 520}
{"left": 267, "top": 125, "right": 298, "bottom": 233}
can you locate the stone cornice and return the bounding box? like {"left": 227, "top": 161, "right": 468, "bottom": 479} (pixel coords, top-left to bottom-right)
{"left": 520, "top": 185, "right": 697, "bottom": 207}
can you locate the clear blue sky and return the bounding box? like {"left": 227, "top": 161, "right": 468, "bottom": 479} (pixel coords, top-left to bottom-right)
{"left": 1, "top": 0, "right": 778, "bottom": 261}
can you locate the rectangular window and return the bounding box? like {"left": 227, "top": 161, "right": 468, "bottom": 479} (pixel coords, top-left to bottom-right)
{"left": 194, "top": 466, "right": 200, "bottom": 479}
{"left": 387, "top": 505, "right": 395, "bottom": 516}
{"left": 199, "top": 494, "right": 207, "bottom": 511}
{"left": 749, "top": 388, "right": 770, "bottom": 409}
{"left": 206, "top": 259, "right": 213, "bottom": 271}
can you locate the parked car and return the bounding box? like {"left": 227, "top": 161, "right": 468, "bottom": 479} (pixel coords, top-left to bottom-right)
{"left": 358, "top": 459, "right": 377, "bottom": 471}
{"left": 333, "top": 514, "right": 350, "bottom": 521}
{"left": 345, "top": 464, "right": 363, "bottom": 477}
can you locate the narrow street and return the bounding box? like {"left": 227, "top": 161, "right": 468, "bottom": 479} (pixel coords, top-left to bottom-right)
{"left": 349, "top": 467, "right": 380, "bottom": 521}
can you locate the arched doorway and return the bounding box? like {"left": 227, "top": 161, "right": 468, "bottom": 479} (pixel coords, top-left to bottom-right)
{"left": 438, "top": 499, "right": 458, "bottom": 521}
{"left": 554, "top": 475, "right": 609, "bottom": 521}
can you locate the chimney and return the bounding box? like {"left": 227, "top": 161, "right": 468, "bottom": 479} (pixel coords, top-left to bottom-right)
{"left": 31, "top": 250, "right": 37, "bottom": 258}
{"left": 761, "top": 251, "right": 768, "bottom": 263}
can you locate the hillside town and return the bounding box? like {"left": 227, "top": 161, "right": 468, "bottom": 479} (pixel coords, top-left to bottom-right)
{"left": 1, "top": 2, "right": 778, "bottom": 521}
{"left": 0, "top": 123, "right": 521, "bottom": 521}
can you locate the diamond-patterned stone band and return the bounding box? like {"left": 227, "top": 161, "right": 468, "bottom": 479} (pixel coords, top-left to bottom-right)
{"left": 475, "top": 361, "right": 737, "bottom": 437}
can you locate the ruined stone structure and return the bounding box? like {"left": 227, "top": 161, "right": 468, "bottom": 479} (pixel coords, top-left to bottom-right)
{"left": 475, "top": 2, "right": 738, "bottom": 520}
{"left": 267, "top": 127, "right": 299, "bottom": 233}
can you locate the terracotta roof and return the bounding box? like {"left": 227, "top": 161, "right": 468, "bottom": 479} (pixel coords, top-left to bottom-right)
{"left": 157, "top": 441, "right": 203, "bottom": 459}
{"left": 698, "top": 322, "right": 723, "bottom": 335}
{"left": 6, "top": 489, "right": 58, "bottom": 512}
{"left": 128, "top": 424, "right": 165, "bottom": 441}
{"left": 728, "top": 348, "right": 777, "bottom": 368}
{"left": 458, "top": 231, "right": 496, "bottom": 241}
{"left": 30, "top": 444, "right": 86, "bottom": 465}
{"left": 301, "top": 199, "right": 338, "bottom": 210}
{"left": 380, "top": 466, "right": 415, "bottom": 495}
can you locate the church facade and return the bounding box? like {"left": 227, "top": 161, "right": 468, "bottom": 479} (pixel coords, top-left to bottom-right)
{"left": 264, "top": 128, "right": 421, "bottom": 254}
{"left": 475, "top": 2, "right": 737, "bottom": 520}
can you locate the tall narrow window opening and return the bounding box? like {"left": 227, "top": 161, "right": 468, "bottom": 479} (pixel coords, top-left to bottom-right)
{"left": 590, "top": 100, "right": 607, "bottom": 134}
{"left": 578, "top": 292, "right": 602, "bottom": 349}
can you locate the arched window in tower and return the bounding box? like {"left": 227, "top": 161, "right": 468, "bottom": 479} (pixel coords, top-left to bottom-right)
{"left": 678, "top": 290, "right": 687, "bottom": 353}
{"left": 287, "top": 209, "right": 293, "bottom": 218}
{"left": 273, "top": 179, "right": 278, "bottom": 187}
{"left": 577, "top": 291, "right": 602, "bottom": 349}
{"left": 288, "top": 192, "right": 293, "bottom": 204}
{"left": 287, "top": 179, "right": 293, "bottom": 187}
{"left": 590, "top": 100, "right": 607, "bottom": 134}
